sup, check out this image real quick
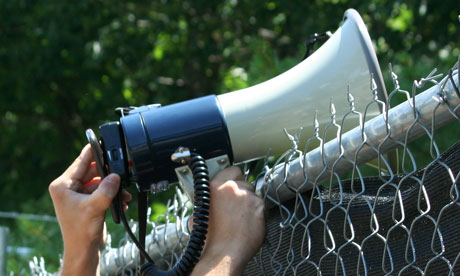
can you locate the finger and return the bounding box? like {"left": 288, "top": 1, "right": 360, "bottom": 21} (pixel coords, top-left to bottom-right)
{"left": 235, "top": 170, "right": 244, "bottom": 181}
{"left": 122, "top": 190, "right": 132, "bottom": 212}
{"left": 65, "top": 144, "right": 94, "bottom": 181}
{"left": 85, "top": 179, "right": 130, "bottom": 200}
{"left": 81, "top": 162, "right": 99, "bottom": 184}
{"left": 212, "top": 166, "right": 244, "bottom": 184}
{"left": 88, "top": 173, "right": 120, "bottom": 213}
{"left": 49, "top": 177, "right": 84, "bottom": 199}
{"left": 121, "top": 189, "right": 132, "bottom": 203}
{"left": 83, "top": 177, "right": 102, "bottom": 194}
{"left": 234, "top": 180, "right": 255, "bottom": 192}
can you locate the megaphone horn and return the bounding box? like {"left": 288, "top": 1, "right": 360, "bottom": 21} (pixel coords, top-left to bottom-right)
{"left": 219, "top": 8, "right": 387, "bottom": 163}
{"left": 93, "top": 8, "right": 387, "bottom": 192}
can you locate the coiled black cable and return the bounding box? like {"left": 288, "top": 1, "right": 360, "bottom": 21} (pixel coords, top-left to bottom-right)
{"left": 118, "top": 152, "right": 211, "bottom": 276}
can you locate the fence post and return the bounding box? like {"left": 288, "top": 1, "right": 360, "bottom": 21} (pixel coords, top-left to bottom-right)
{"left": 0, "top": 227, "right": 9, "bottom": 276}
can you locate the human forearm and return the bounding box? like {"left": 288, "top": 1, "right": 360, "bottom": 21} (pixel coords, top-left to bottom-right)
{"left": 191, "top": 254, "right": 245, "bottom": 276}
{"left": 50, "top": 145, "right": 131, "bottom": 276}
{"left": 60, "top": 242, "right": 100, "bottom": 276}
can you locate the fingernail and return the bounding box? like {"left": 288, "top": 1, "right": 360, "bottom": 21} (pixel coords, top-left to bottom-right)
{"left": 105, "top": 173, "right": 120, "bottom": 184}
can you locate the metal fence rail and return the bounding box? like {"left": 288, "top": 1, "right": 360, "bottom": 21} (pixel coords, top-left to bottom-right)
{"left": 257, "top": 64, "right": 460, "bottom": 208}
{"left": 30, "top": 62, "right": 460, "bottom": 275}
{"left": 246, "top": 65, "right": 460, "bottom": 275}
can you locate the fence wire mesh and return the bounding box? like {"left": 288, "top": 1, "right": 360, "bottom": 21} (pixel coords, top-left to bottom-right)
{"left": 30, "top": 62, "right": 460, "bottom": 275}
{"left": 246, "top": 62, "right": 460, "bottom": 276}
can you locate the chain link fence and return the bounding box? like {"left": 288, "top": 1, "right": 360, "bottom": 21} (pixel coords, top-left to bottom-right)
{"left": 30, "top": 61, "right": 460, "bottom": 275}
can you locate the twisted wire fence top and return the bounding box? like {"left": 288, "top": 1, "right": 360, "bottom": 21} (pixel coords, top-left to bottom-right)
{"left": 247, "top": 63, "right": 460, "bottom": 276}
{"left": 30, "top": 63, "right": 460, "bottom": 275}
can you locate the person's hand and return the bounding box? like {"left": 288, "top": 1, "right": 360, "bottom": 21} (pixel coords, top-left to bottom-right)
{"left": 191, "top": 166, "right": 266, "bottom": 276}
{"left": 49, "top": 144, "right": 131, "bottom": 275}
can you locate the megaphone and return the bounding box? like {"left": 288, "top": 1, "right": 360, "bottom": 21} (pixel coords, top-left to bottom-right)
{"left": 90, "top": 9, "right": 386, "bottom": 191}
{"left": 86, "top": 8, "right": 387, "bottom": 275}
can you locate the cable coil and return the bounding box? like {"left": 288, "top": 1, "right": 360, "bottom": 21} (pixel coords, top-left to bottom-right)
{"left": 139, "top": 152, "right": 210, "bottom": 276}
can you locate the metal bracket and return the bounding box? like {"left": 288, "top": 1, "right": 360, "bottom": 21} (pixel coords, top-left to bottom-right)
{"left": 175, "top": 155, "right": 230, "bottom": 201}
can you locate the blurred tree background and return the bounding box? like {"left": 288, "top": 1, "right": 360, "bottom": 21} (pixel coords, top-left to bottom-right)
{"left": 0, "top": 0, "right": 458, "bottom": 273}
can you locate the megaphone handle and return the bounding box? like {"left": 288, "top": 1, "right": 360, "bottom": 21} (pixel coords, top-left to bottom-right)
{"left": 86, "top": 128, "right": 121, "bottom": 224}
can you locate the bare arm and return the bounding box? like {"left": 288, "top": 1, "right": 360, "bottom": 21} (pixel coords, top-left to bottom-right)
{"left": 49, "top": 146, "right": 265, "bottom": 275}
{"left": 49, "top": 144, "right": 131, "bottom": 275}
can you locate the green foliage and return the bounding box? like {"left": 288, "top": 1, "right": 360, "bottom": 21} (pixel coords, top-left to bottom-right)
{"left": 386, "top": 3, "right": 414, "bottom": 32}
{"left": 0, "top": 0, "right": 459, "bottom": 273}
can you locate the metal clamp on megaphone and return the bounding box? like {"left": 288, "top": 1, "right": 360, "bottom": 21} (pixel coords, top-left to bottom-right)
{"left": 85, "top": 8, "right": 387, "bottom": 276}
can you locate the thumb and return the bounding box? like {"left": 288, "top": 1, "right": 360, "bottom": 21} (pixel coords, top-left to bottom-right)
{"left": 89, "top": 173, "right": 120, "bottom": 213}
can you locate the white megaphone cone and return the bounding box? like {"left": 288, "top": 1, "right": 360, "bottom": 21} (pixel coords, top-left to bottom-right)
{"left": 218, "top": 9, "right": 387, "bottom": 162}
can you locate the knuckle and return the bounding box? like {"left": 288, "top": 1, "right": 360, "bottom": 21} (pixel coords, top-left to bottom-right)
{"left": 48, "top": 183, "right": 56, "bottom": 196}
{"left": 211, "top": 166, "right": 242, "bottom": 186}
{"left": 48, "top": 178, "right": 63, "bottom": 197}
{"left": 227, "top": 166, "right": 243, "bottom": 179}
{"left": 217, "top": 180, "right": 239, "bottom": 194}
{"left": 210, "top": 175, "right": 225, "bottom": 188}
